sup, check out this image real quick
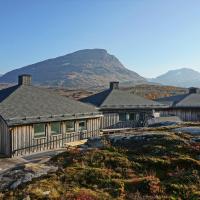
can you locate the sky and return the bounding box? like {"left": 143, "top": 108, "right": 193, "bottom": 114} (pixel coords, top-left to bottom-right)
{"left": 0, "top": 0, "right": 200, "bottom": 78}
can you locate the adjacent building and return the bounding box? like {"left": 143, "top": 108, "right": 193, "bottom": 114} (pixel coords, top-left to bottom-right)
{"left": 81, "top": 82, "right": 165, "bottom": 128}
{"left": 0, "top": 75, "right": 102, "bottom": 157}
{"left": 157, "top": 87, "right": 200, "bottom": 121}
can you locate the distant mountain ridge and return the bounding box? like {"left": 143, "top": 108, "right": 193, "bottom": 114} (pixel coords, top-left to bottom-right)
{"left": 151, "top": 68, "right": 200, "bottom": 87}
{"left": 0, "top": 49, "right": 146, "bottom": 89}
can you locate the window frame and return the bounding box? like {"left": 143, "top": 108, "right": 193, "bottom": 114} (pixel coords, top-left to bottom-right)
{"left": 78, "top": 120, "right": 87, "bottom": 131}
{"left": 66, "top": 121, "right": 75, "bottom": 133}
{"left": 51, "top": 122, "right": 61, "bottom": 135}
{"left": 119, "top": 113, "right": 126, "bottom": 121}
{"left": 33, "top": 123, "right": 46, "bottom": 138}
{"left": 129, "top": 113, "right": 135, "bottom": 121}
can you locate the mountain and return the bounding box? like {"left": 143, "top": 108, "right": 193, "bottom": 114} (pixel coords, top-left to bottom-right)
{"left": 0, "top": 49, "right": 146, "bottom": 89}
{"left": 151, "top": 68, "right": 200, "bottom": 87}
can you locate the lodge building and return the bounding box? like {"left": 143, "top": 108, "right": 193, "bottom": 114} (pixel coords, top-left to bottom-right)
{"left": 81, "top": 82, "right": 165, "bottom": 128}
{"left": 0, "top": 75, "right": 102, "bottom": 157}
{"left": 157, "top": 87, "right": 200, "bottom": 121}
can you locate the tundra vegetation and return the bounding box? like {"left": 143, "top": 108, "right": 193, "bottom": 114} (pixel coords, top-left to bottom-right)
{"left": 1, "top": 129, "right": 200, "bottom": 200}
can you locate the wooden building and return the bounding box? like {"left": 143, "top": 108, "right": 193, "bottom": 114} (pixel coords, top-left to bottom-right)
{"left": 0, "top": 75, "right": 102, "bottom": 157}
{"left": 81, "top": 82, "right": 165, "bottom": 128}
{"left": 157, "top": 87, "right": 200, "bottom": 121}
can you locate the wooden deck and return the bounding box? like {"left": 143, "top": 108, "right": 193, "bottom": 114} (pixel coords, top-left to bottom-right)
{"left": 101, "top": 128, "right": 136, "bottom": 135}
{"left": 64, "top": 139, "right": 88, "bottom": 147}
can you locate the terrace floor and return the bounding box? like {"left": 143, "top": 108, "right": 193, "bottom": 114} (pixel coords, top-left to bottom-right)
{"left": 0, "top": 139, "right": 89, "bottom": 174}
{"left": 0, "top": 148, "right": 66, "bottom": 174}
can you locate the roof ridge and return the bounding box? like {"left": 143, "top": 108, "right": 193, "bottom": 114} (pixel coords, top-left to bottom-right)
{"left": 99, "top": 89, "right": 112, "bottom": 106}
{"left": 0, "top": 85, "right": 20, "bottom": 103}
{"left": 172, "top": 93, "right": 190, "bottom": 106}
{"left": 80, "top": 88, "right": 112, "bottom": 107}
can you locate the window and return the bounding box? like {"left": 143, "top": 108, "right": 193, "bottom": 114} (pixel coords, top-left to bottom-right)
{"left": 34, "top": 123, "right": 46, "bottom": 138}
{"left": 51, "top": 122, "right": 61, "bottom": 135}
{"left": 139, "top": 113, "right": 145, "bottom": 121}
{"left": 119, "top": 113, "right": 126, "bottom": 121}
{"left": 135, "top": 113, "right": 140, "bottom": 121}
{"left": 79, "top": 120, "right": 87, "bottom": 131}
{"left": 129, "top": 113, "right": 135, "bottom": 121}
{"left": 66, "top": 121, "right": 75, "bottom": 132}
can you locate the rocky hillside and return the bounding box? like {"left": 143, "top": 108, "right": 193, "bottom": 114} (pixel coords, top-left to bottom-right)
{"left": 0, "top": 49, "right": 146, "bottom": 88}
{"left": 1, "top": 127, "right": 200, "bottom": 199}
{"left": 151, "top": 68, "right": 200, "bottom": 87}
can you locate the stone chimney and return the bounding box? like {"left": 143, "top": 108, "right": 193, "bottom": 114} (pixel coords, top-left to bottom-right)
{"left": 110, "top": 82, "right": 119, "bottom": 90}
{"left": 18, "top": 74, "right": 32, "bottom": 86}
{"left": 189, "top": 87, "right": 200, "bottom": 94}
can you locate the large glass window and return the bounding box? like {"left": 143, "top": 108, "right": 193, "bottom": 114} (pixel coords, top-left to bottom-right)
{"left": 66, "top": 121, "right": 75, "bottom": 132}
{"left": 51, "top": 122, "right": 61, "bottom": 135}
{"left": 79, "top": 120, "right": 87, "bottom": 131}
{"left": 34, "top": 123, "right": 46, "bottom": 138}
{"left": 119, "top": 113, "right": 126, "bottom": 121}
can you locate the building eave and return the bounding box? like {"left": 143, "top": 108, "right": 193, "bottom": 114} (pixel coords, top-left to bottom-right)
{"left": 6, "top": 112, "right": 103, "bottom": 127}
{"left": 99, "top": 105, "right": 168, "bottom": 110}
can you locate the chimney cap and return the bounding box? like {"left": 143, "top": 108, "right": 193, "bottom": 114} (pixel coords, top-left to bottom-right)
{"left": 18, "top": 74, "right": 32, "bottom": 86}
{"left": 110, "top": 81, "right": 119, "bottom": 90}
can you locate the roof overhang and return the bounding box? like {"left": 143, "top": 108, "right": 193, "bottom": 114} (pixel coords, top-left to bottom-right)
{"left": 6, "top": 112, "right": 103, "bottom": 127}
{"left": 174, "top": 105, "right": 200, "bottom": 108}
{"left": 100, "top": 104, "right": 169, "bottom": 110}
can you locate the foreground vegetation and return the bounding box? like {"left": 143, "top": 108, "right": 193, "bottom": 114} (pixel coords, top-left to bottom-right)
{"left": 1, "top": 131, "right": 200, "bottom": 200}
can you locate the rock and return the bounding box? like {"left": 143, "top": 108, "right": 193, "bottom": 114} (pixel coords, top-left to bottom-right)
{"left": 23, "top": 195, "right": 31, "bottom": 200}
{"left": 43, "top": 191, "right": 50, "bottom": 195}
{"left": 86, "top": 137, "right": 105, "bottom": 148}
{"left": 174, "top": 127, "right": 200, "bottom": 135}
{"left": 0, "top": 163, "right": 58, "bottom": 191}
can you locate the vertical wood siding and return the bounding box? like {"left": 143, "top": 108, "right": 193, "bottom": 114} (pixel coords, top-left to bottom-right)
{"left": 101, "top": 110, "right": 153, "bottom": 129}
{"left": 11, "top": 117, "right": 101, "bottom": 157}
{"left": 159, "top": 108, "right": 200, "bottom": 121}
{"left": 101, "top": 113, "right": 119, "bottom": 129}
{"left": 0, "top": 117, "right": 10, "bottom": 156}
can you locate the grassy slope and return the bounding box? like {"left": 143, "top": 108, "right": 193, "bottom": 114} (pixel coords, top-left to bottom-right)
{"left": 2, "top": 132, "right": 200, "bottom": 200}
{"left": 123, "top": 84, "right": 187, "bottom": 100}
{"left": 47, "top": 84, "right": 188, "bottom": 101}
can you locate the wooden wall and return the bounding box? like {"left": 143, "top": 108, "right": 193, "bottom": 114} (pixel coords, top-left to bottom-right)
{"left": 159, "top": 108, "right": 200, "bottom": 121}
{"left": 10, "top": 117, "right": 101, "bottom": 157}
{"left": 0, "top": 116, "right": 10, "bottom": 156}
{"left": 101, "top": 113, "right": 119, "bottom": 129}
{"left": 101, "top": 110, "right": 154, "bottom": 129}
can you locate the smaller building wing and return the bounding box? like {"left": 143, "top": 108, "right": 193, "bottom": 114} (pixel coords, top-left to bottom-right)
{"left": 81, "top": 82, "right": 166, "bottom": 110}
{"left": 156, "top": 94, "right": 189, "bottom": 107}
{"left": 175, "top": 94, "right": 200, "bottom": 108}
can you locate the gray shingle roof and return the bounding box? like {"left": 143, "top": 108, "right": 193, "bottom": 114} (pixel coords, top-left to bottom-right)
{"left": 176, "top": 94, "right": 200, "bottom": 107}
{"left": 0, "top": 85, "right": 101, "bottom": 126}
{"left": 81, "top": 89, "right": 165, "bottom": 110}
{"left": 156, "top": 94, "right": 188, "bottom": 106}
{"left": 157, "top": 93, "right": 200, "bottom": 108}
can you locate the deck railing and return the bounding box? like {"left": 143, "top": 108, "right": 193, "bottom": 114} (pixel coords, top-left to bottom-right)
{"left": 104, "top": 120, "right": 148, "bottom": 129}
{"left": 12, "top": 129, "right": 101, "bottom": 156}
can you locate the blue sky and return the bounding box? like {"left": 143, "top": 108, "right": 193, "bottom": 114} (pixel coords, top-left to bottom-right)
{"left": 0, "top": 0, "right": 200, "bottom": 78}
